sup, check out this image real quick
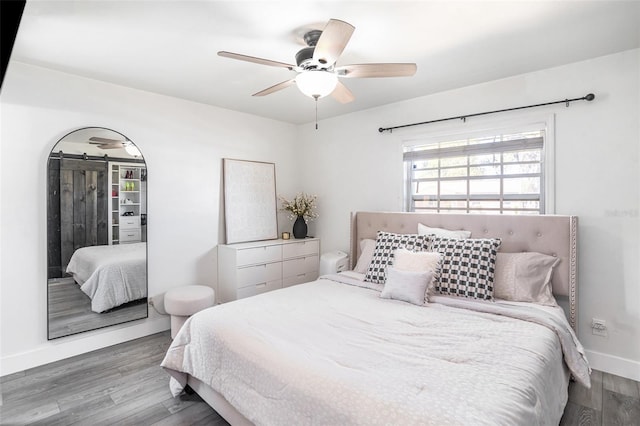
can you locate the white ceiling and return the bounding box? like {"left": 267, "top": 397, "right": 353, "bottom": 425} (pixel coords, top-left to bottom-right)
{"left": 11, "top": 1, "right": 640, "bottom": 125}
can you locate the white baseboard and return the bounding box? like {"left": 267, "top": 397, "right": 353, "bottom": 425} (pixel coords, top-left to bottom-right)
{"left": 0, "top": 316, "right": 170, "bottom": 377}
{"left": 585, "top": 349, "right": 640, "bottom": 381}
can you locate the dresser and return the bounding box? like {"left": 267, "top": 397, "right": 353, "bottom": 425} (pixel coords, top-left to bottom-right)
{"left": 217, "top": 238, "right": 320, "bottom": 303}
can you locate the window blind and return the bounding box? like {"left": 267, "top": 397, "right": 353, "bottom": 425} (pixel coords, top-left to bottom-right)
{"left": 404, "top": 131, "right": 545, "bottom": 214}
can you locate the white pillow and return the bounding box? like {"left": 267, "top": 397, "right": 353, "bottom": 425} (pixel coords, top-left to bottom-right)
{"left": 353, "top": 239, "right": 376, "bottom": 274}
{"left": 418, "top": 223, "right": 471, "bottom": 239}
{"left": 380, "top": 267, "right": 433, "bottom": 306}
{"left": 393, "top": 248, "right": 442, "bottom": 299}
{"left": 493, "top": 252, "right": 560, "bottom": 306}
{"left": 393, "top": 248, "right": 441, "bottom": 273}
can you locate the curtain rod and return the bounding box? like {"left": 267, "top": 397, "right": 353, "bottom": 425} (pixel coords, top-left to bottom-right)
{"left": 378, "top": 93, "right": 595, "bottom": 133}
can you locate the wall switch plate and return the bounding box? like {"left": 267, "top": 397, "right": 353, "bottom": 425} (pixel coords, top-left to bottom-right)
{"left": 591, "top": 318, "right": 608, "bottom": 337}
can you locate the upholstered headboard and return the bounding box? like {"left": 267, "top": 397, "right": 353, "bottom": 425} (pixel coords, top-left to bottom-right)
{"left": 349, "top": 211, "right": 578, "bottom": 329}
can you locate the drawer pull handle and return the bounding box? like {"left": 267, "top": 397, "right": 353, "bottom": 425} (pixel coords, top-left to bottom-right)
{"left": 256, "top": 283, "right": 267, "bottom": 288}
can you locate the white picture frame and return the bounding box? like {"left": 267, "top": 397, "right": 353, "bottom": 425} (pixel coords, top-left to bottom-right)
{"left": 223, "top": 158, "right": 278, "bottom": 244}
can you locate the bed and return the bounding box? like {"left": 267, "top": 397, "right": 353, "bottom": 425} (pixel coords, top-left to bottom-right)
{"left": 65, "top": 242, "right": 147, "bottom": 313}
{"left": 161, "top": 212, "right": 590, "bottom": 425}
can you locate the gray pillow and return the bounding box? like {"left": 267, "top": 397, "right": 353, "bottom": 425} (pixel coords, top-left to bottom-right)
{"left": 380, "top": 267, "right": 433, "bottom": 305}
{"left": 493, "top": 252, "right": 560, "bottom": 306}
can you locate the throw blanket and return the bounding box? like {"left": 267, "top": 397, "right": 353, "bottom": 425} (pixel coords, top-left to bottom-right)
{"left": 162, "top": 275, "right": 590, "bottom": 425}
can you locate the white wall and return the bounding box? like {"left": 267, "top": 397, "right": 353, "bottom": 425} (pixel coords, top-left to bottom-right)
{"left": 0, "top": 62, "right": 298, "bottom": 375}
{"left": 300, "top": 49, "right": 640, "bottom": 380}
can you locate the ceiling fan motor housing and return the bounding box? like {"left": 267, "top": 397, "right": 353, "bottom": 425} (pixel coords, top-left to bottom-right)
{"left": 296, "top": 29, "right": 327, "bottom": 69}
{"left": 295, "top": 47, "right": 316, "bottom": 68}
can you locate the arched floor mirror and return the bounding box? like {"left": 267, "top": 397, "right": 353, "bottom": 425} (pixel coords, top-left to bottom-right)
{"left": 47, "top": 127, "right": 148, "bottom": 339}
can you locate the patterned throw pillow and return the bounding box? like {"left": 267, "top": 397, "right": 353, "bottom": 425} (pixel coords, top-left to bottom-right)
{"left": 430, "top": 237, "right": 502, "bottom": 300}
{"left": 364, "top": 232, "right": 430, "bottom": 284}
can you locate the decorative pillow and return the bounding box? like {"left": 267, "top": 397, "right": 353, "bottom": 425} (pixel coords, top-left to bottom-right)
{"left": 493, "top": 252, "right": 560, "bottom": 306}
{"left": 364, "top": 232, "right": 430, "bottom": 284}
{"left": 430, "top": 237, "right": 501, "bottom": 300}
{"left": 418, "top": 223, "right": 472, "bottom": 239}
{"left": 380, "top": 267, "right": 433, "bottom": 306}
{"left": 354, "top": 239, "right": 376, "bottom": 274}
{"left": 393, "top": 248, "right": 441, "bottom": 294}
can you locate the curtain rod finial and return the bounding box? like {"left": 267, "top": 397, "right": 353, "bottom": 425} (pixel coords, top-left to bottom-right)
{"left": 585, "top": 93, "right": 595, "bottom": 101}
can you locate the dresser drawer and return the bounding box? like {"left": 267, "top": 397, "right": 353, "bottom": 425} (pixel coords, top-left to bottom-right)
{"left": 283, "top": 255, "right": 319, "bottom": 278}
{"left": 237, "top": 280, "right": 282, "bottom": 299}
{"left": 236, "top": 245, "right": 281, "bottom": 266}
{"left": 283, "top": 272, "right": 318, "bottom": 288}
{"left": 282, "top": 240, "right": 319, "bottom": 259}
{"left": 236, "top": 262, "right": 282, "bottom": 288}
{"left": 120, "top": 216, "right": 140, "bottom": 229}
{"left": 120, "top": 229, "right": 141, "bottom": 243}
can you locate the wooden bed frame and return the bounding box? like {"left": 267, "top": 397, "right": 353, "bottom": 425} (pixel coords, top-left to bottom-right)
{"left": 189, "top": 211, "right": 579, "bottom": 425}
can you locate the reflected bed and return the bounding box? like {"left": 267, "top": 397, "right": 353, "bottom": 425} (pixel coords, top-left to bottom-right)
{"left": 66, "top": 242, "right": 147, "bottom": 313}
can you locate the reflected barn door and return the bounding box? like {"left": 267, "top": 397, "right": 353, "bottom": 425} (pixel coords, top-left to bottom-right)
{"left": 59, "top": 159, "right": 108, "bottom": 273}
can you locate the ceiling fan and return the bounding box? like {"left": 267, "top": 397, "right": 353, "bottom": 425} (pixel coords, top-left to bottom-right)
{"left": 218, "top": 18, "right": 417, "bottom": 104}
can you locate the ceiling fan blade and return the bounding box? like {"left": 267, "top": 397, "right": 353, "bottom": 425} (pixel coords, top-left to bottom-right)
{"left": 313, "top": 19, "right": 355, "bottom": 67}
{"left": 97, "top": 143, "right": 125, "bottom": 149}
{"left": 331, "top": 81, "right": 355, "bottom": 104}
{"left": 337, "top": 63, "right": 417, "bottom": 78}
{"left": 218, "top": 51, "right": 295, "bottom": 70}
{"left": 89, "top": 136, "right": 124, "bottom": 144}
{"left": 252, "top": 79, "right": 296, "bottom": 97}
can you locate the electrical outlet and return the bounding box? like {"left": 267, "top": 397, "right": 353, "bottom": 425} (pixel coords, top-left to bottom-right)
{"left": 591, "top": 318, "right": 608, "bottom": 337}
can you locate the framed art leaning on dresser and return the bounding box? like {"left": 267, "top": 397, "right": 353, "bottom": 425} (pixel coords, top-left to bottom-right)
{"left": 222, "top": 158, "right": 278, "bottom": 244}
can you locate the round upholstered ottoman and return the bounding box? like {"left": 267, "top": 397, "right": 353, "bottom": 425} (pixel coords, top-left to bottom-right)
{"left": 164, "top": 285, "right": 215, "bottom": 338}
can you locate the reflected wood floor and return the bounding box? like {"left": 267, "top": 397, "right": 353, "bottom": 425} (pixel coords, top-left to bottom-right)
{"left": 48, "top": 277, "right": 147, "bottom": 339}
{"left": 1, "top": 331, "right": 638, "bottom": 425}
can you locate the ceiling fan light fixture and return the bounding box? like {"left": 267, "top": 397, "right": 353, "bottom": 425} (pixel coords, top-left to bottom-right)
{"left": 124, "top": 143, "right": 141, "bottom": 157}
{"left": 296, "top": 70, "right": 338, "bottom": 99}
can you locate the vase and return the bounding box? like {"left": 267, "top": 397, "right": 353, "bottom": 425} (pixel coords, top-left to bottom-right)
{"left": 292, "top": 216, "right": 307, "bottom": 239}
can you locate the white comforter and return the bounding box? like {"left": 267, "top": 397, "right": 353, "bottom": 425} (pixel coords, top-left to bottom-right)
{"left": 162, "top": 275, "right": 590, "bottom": 426}
{"left": 66, "top": 242, "right": 147, "bottom": 313}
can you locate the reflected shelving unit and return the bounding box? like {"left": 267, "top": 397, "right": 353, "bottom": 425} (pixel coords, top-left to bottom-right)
{"left": 108, "top": 162, "right": 146, "bottom": 244}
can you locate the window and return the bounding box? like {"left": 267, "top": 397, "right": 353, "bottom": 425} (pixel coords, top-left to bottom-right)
{"left": 404, "top": 129, "right": 547, "bottom": 214}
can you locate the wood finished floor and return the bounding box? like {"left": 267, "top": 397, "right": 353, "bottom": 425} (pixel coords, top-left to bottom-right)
{"left": 0, "top": 331, "right": 638, "bottom": 425}
{"left": 48, "top": 277, "right": 147, "bottom": 339}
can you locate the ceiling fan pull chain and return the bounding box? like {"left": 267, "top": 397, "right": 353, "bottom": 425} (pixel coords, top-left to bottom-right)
{"left": 314, "top": 95, "right": 319, "bottom": 130}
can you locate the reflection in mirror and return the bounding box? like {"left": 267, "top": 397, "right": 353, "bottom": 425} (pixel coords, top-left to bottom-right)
{"left": 47, "top": 127, "right": 148, "bottom": 339}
